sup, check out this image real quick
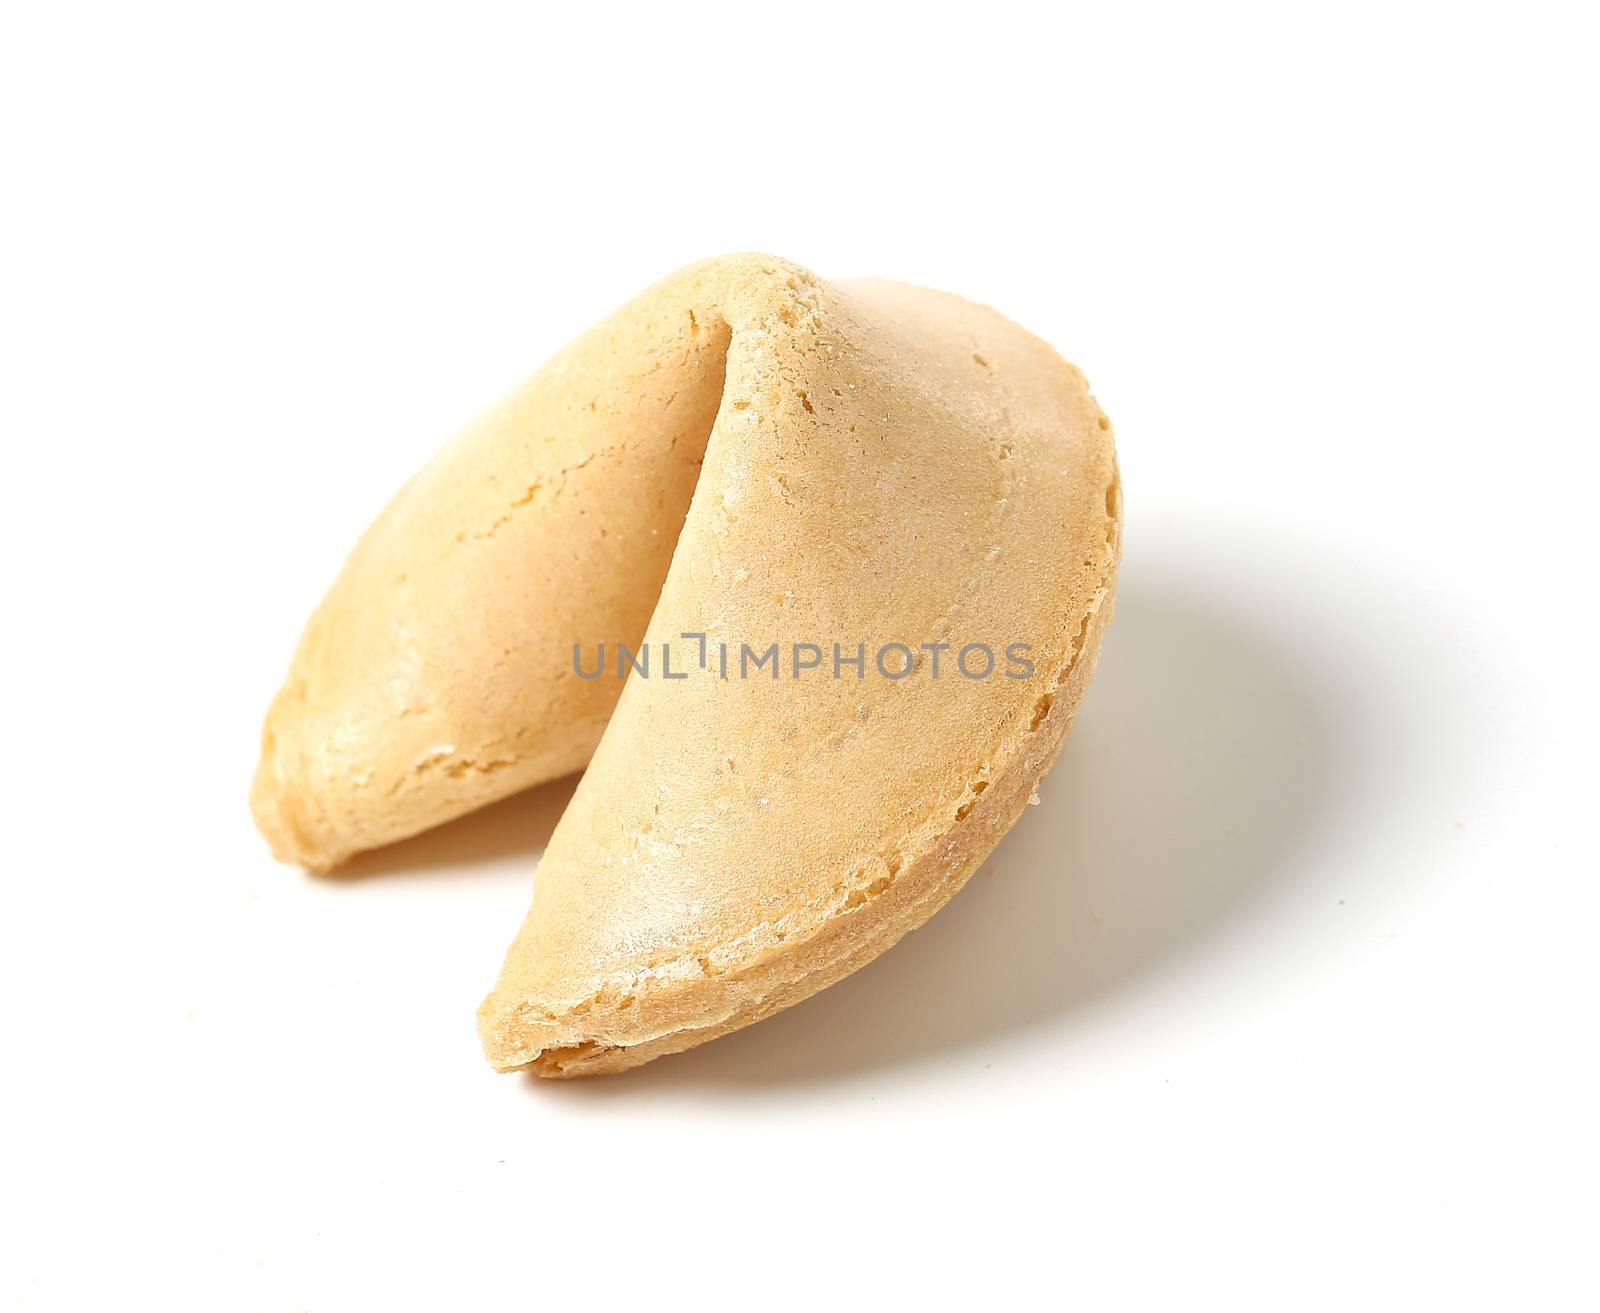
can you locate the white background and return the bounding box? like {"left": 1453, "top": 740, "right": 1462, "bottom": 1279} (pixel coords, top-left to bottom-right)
{"left": 3, "top": 3, "right": 1596, "bottom": 1308}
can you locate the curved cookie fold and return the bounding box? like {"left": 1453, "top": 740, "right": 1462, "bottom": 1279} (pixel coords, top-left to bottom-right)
{"left": 473, "top": 256, "right": 1121, "bottom": 1076}
{"left": 253, "top": 265, "right": 737, "bottom": 869}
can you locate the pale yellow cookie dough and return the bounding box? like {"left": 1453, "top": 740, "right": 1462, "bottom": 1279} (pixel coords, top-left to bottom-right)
{"left": 253, "top": 255, "right": 1119, "bottom": 1075}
